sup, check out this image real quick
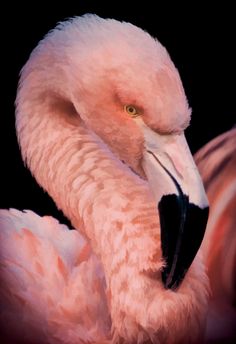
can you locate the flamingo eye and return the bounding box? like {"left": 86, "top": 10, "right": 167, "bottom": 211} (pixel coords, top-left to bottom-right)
{"left": 124, "top": 105, "right": 140, "bottom": 117}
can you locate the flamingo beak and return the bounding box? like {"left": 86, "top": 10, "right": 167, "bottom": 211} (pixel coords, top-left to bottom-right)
{"left": 135, "top": 118, "right": 209, "bottom": 290}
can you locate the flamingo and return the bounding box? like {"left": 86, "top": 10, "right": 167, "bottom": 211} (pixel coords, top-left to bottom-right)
{"left": 0, "top": 14, "right": 210, "bottom": 343}
{"left": 195, "top": 127, "right": 236, "bottom": 342}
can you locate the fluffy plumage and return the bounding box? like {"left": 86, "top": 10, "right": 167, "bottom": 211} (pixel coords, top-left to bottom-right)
{"left": 0, "top": 15, "right": 209, "bottom": 343}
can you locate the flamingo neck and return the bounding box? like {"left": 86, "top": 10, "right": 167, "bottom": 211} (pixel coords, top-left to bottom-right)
{"left": 15, "top": 52, "right": 208, "bottom": 342}
{"left": 16, "top": 81, "right": 159, "bottom": 262}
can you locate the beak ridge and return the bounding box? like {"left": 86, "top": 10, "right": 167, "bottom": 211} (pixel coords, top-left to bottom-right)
{"left": 136, "top": 119, "right": 209, "bottom": 290}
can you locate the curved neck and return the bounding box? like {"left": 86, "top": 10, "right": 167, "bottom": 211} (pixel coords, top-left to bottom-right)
{"left": 16, "top": 68, "right": 156, "bottom": 268}
{"left": 14, "top": 38, "right": 208, "bottom": 342}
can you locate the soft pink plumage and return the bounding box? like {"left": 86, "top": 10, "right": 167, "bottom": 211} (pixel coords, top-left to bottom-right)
{"left": 195, "top": 127, "right": 236, "bottom": 342}
{"left": 0, "top": 15, "right": 210, "bottom": 343}
{"left": 0, "top": 209, "right": 109, "bottom": 343}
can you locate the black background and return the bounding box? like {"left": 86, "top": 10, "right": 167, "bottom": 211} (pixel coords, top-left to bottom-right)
{"left": 1, "top": 3, "right": 235, "bottom": 226}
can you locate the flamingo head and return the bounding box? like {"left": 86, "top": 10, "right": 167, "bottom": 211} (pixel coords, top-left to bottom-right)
{"left": 64, "top": 15, "right": 209, "bottom": 290}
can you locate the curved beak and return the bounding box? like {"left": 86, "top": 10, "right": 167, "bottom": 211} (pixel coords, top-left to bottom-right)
{"left": 135, "top": 119, "right": 209, "bottom": 290}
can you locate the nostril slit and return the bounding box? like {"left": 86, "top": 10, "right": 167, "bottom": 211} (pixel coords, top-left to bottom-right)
{"left": 164, "top": 152, "right": 183, "bottom": 179}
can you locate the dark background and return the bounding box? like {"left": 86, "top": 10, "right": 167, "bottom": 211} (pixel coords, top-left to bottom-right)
{"left": 1, "top": 3, "right": 235, "bottom": 225}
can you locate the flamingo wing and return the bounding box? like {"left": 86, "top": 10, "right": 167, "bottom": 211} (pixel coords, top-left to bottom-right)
{"left": 0, "top": 209, "right": 110, "bottom": 344}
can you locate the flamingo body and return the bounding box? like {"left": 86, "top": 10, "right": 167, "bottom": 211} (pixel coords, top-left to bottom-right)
{"left": 195, "top": 127, "right": 236, "bottom": 342}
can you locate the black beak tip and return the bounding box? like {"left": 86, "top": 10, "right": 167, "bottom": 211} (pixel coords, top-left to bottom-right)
{"left": 162, "top": 268, "right": 186, "bottom": 290}
{"left": 159, "top": 194, "right": 209, "bottom": 291}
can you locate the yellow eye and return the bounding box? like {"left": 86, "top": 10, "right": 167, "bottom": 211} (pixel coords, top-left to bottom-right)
{"left": 124, "top": 105, "right": 139, "bottom": 117}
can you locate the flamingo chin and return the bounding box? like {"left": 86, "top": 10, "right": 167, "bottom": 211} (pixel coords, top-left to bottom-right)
{"left": 1, "top": 14, "right": 210, "bottom": 343}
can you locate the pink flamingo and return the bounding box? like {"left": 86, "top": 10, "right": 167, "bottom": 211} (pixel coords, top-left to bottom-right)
{"left": 195, "top": 127, "right": 236, "bottom": 342}
{"left": 0, "top": 15, "right": 210, "bottom": 343}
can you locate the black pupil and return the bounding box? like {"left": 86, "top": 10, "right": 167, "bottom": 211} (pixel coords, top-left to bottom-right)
{"left": 129, "top": 107, "right": 134, "bottom": 113}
